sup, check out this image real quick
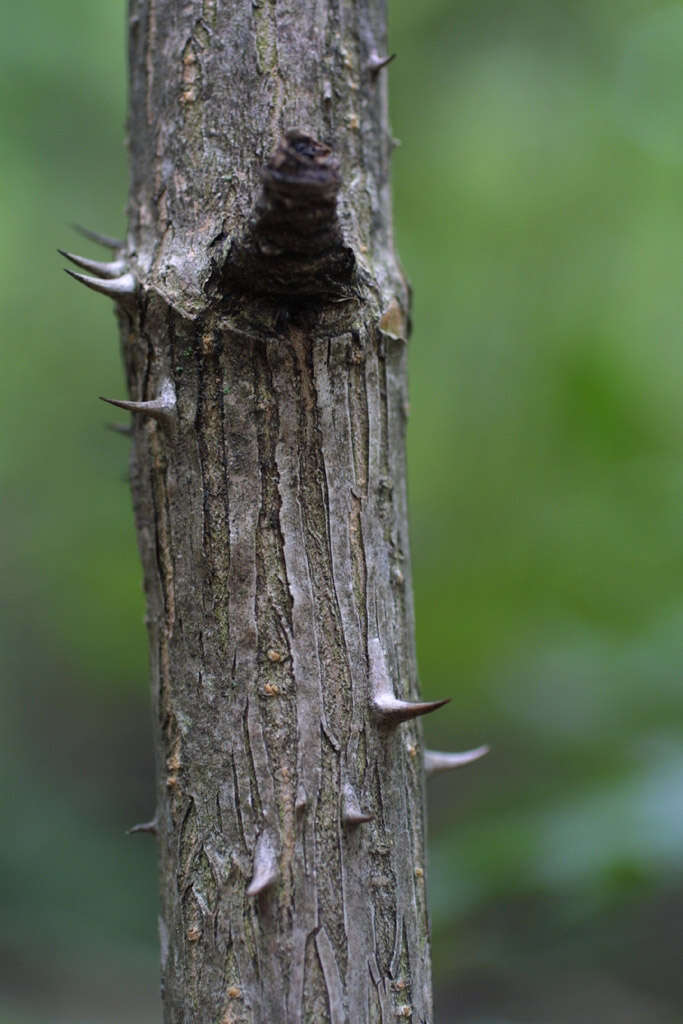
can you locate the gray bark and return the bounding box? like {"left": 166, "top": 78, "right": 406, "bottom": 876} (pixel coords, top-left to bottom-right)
{"left": 117, "top": 1, "right": 439, "bottom": 1020}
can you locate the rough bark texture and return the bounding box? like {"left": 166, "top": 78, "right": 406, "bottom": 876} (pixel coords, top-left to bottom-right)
{"left": 116, "top": 1, "right": 437, "bottom": 1020}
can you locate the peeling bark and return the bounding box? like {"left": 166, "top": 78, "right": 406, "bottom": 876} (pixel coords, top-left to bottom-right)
{"left": 116, "top": 1, "right": 437, "bottom": 1020}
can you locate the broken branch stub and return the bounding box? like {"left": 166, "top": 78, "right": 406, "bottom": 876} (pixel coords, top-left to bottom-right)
{"left": 222, "top": 130, "right": 356, "bottom": 300}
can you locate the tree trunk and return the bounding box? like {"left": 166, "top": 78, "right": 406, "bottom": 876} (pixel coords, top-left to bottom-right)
{"left": 69, "top": 1, "right": 460, "bottom": 1020}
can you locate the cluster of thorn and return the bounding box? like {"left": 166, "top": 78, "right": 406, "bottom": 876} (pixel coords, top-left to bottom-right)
{"left": 62, "top": 226, "right": 489, "bottom": 898}
{"left": 61, "top": 227, "right": 177, "bottom": 423}
{"left": 60, "top": 225, "right": 135, "bottom": 298}
{"left": 126, "top": 627, "right": 488, "bottom": 896}
{"left": 242, "top": 647, "right": 488, "bottom": 895}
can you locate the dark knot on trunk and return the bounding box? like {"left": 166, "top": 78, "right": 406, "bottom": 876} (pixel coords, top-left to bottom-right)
{"left": 221, "top": 130, "right": 356, "bottom": 302}
{"left": 264, "top": 131, "right": 340, "bottom": 204}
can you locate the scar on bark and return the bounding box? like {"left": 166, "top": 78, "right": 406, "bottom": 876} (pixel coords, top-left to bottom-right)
{"left": 221, "top": 130, "right": 356, "bottom": 300}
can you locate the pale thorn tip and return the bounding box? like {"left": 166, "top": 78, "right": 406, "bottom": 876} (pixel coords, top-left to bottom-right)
{"left": 65, "top": 268, "right": 136, "bottom": 299}
{"left": 71, "top": 223, "right": 124, "bottom": 250}
{"left": 247, "top": 831, "right": 279, "bottom": 897}
{"left": 424, "top": 745, "right": 490, "bottom": 777}
{"left": 127, "top": 817, "right": 158, "bottom": 836}
{"left": 58, "top": 248, "right": 127, "bottom": 279}
{"left": 341, "top": 782, "right": 373, "bottom": 826}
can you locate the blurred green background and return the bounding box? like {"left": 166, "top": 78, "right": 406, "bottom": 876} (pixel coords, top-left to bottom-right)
{"left": 2, "top": 1, "right": 683, "bottom": 1021}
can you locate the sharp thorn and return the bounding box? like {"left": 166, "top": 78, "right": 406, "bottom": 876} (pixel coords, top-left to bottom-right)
{"left": 100, "top": 397, "right": 171, "bottom": 421}
{"left": 127, "top": 817, "right": 158, "bottom": 836}
{"left": 106, "top": 421, "right": 134, "bottom": 437}
{"left": 369, "top": 636, "right": 449, "bottom": 726}
{"left": 368, "top": 50, "right": 397, "bottom": 74}
{"left": 247, "top": 830, "right": 279, "bottom": 897}
{"left": 99, "top": 378, "right": 176, "bottom": 423}
{"left": 424, "top": 746, "right": 490, "bottom": 776}
{"left": 341, "top": 782, "right": 373, "bottom": 826}
{"left": 65, "top": 268, "right": 136, "bottom": 299}
{"left": 71, "top": 223, "right": 124, "bottom": 250}
{"left": 58, "top": 248, "right": 127, "bottom": 278}
{"left": 374, "top": 694, "right": 450, "bottom": 725}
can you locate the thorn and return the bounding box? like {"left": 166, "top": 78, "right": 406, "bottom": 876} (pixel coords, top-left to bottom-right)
{"left": 341, "top": 782, "right": 373, "bottom": 826}
{"left": 100, "top": 379, "right": 176, "bottom": 423}
{"left": 58, "top": 248, "right": 127, "bottom": 278}
{"left": 368, "top": 50, "right": 397, "bottom": 75}
{"left": 247, "top": 830, "right": 279, "bottom": 897}
{"left": 127, "top": 817, "right": 158, "bottom": 836}
{"left": 71, "top": 223, "right": 124, "bottom": 250}
{"left": 374, "top": 693, "right": 450, "bottom": 725}
{"left": 64, "top": 268, "right": 136, "bottom": 300}
{"left": 424, "top": 746, "right": 490, "bottom": 776}
{"left": 106, "top": 421, "right": 134, "bottom": 437}
{"left": 369, "top": 636, "right": 449, "bottom": 726}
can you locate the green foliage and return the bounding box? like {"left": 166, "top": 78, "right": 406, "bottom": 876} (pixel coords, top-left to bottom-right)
{"left": 2, "top": 0, "right": 682, "bottom": 1019}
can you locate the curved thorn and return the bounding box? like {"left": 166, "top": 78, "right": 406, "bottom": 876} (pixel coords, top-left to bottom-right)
{"left": 106, "top": 421, "right": 134, "bottom": 437}
{"left": 374, "top": 694, "right": 450, "bottom": 725}
{"left": 65, "top": 268, "right": 136, "bottom": 299}
{"left": 127, "top": 817, "right": 158, "bottom": 836}
{"left": 341, "top": 782, "right": 373, "bottom": 826}
{"left": 101, "top": 396, "right": 164, "bottom": 417}
{"left": 424, "top": 745, "right": 490, "bottom": 777}
{"left": 59, "top": 249, "right": 127, "bottom": 279}
{"left": 100, "top": 379, "right": 176, "bottom": 423}
{"left": 247, "top": 830, "right": 279, "bottom": 897}
{"left": 71, "top": 223, "right": 124, "bottom": 250}
{"left": 368, "top": 50, "right": 396, "bottom": 74}
{"left": 369, "top": 636, "right": 449, "bottom": 725}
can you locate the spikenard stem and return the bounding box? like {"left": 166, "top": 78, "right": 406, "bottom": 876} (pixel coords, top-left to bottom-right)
{"left": 79, "top": 1, "right": 476, "bottom": 1020}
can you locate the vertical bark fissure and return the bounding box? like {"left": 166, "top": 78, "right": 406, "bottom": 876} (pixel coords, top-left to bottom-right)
{"left": 116, "top": 0, "right": 439, "bottom": 1020}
